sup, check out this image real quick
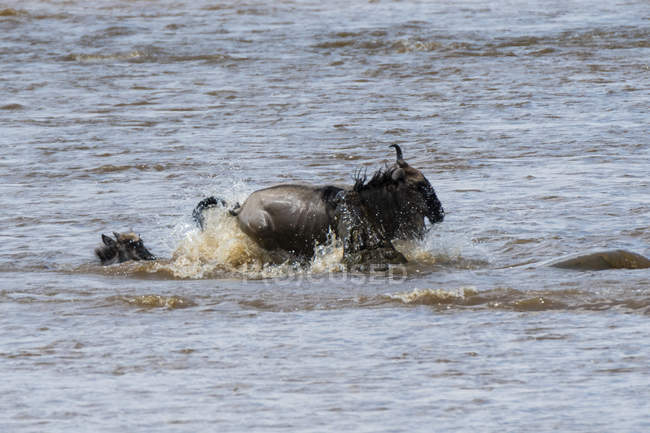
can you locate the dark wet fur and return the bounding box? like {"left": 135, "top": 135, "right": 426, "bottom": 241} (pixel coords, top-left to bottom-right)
{"left": 352, "top": 166, "right": 396, "bottom": 193}
{"left": 95, "top": 232, "right": 156, "bottom": 265}
{"left": 95, "top": 244, "right": 117, "bottom": 264}
{"left": 192, "top": 196, "right": 240, "bottom": 229}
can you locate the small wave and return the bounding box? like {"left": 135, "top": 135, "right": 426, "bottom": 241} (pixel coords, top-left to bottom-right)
{"left": 107, "top": 294, "right": 196, "bottom": 309}
{"left": 387, "top": 287, "right": 649, "bottom": 313}
{"left": 511, "top": 296, "right": 568, "bottom": 311}
{"left": 0, "top": 103, "right": 24, "bottom": 110}
{"left": 557, "top": 28, "right": 650, "bottom": 49}
{"left": 0, "top": 8, "right": 24, "bottom": 17}
{"left": 61, "top": 51, "right": 144, "bottom": 63}
{"left": 313, "top": 35, "right": 515, "bottom": 57}
{"left": 87, "top": 163, "right": 168, "bottom": 174}
{"left": 313, "top": 25, "right": 649, "bottom": 59}
{"left": 61, "top": 46, "right": 242, "bottom": 65}
{"left": 1, "top": 8, "right": 69, "bottom": 20}
{"left": 333, "top": 153, "right": 365, "bottom": 161}
{"left": 314, "top": 40, "right": 357, "bottom": 49}
{"left": 392, "top": 39, "right": 443, "bottom": 53}
{"left": 529, "top": 48, "right": 556, "bottom": 56}
{"left": 495, "top": 36, "right": 542, "bottom": 48}
{"left": 387, "top": 287, "right": 478, "bottom": 306}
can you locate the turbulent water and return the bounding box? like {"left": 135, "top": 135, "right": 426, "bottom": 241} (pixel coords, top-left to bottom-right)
{"left": 1, "top": 0, "right": 649, "bottom": 431}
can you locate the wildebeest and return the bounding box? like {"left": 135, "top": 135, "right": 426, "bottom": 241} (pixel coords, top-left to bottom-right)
{"left": 193, "top": 145, "right": 444, "bottom": 266}
{"left": 95, "top": 232, "right": 156, "bottom": 265}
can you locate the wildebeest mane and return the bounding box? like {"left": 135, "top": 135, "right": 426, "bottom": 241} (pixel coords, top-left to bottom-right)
{"left": 353, "top": 166, "right": 396, "bottom": 193}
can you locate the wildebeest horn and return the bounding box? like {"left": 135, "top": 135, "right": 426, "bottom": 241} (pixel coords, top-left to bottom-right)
{"left": 390, "top": 144, "right": 404, "bottom": 163}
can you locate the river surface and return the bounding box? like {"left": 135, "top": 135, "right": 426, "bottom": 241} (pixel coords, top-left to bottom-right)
{"left": 1, "top": 1, "right": 649, "bottom": 431}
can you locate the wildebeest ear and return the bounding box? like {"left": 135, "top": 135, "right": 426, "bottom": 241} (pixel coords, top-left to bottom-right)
{"left": 392, "top": 168, "right": 406, "bottom": 182}
{"left": 102, "top": 234, "right": 115, "bottom": 246}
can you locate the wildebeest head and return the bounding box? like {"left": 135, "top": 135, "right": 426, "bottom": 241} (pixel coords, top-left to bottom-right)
{"left": 95, "top": 232, "right": 156, "bottom": 265}
{"left": 388, "top": 144, "right": 444, "bottom": 224}
{"left": 353, "top": 144, "right": 444, "bottom": 238}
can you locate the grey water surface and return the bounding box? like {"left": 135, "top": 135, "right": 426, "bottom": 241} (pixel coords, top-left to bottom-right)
{"left": 1, "top": 1, "right": 649, "bottom": 432}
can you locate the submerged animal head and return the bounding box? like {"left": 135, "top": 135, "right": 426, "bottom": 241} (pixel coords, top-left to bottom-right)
{"left": 95, "top": 232, "right": 156, "bottom": 265}
{"left": 353, "top": 144, "right": 444, "bottom": 237}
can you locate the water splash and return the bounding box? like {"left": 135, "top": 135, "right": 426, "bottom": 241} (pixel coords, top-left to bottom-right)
{"left": 153, "top": 207, "right": 344, "bottom": 279}
{"left": 394, "top": 225, "right": 489, "bottom": 269}
{"left": 387, "top": 287, "right": 479, "bottom": 305}
{"left": 109, "top": 294, "right": 196, "bottom": 309}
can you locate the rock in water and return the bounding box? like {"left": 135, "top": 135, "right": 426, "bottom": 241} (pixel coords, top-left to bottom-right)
{"left": 550, "top": 250, "right": 650, "bottom": 270}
